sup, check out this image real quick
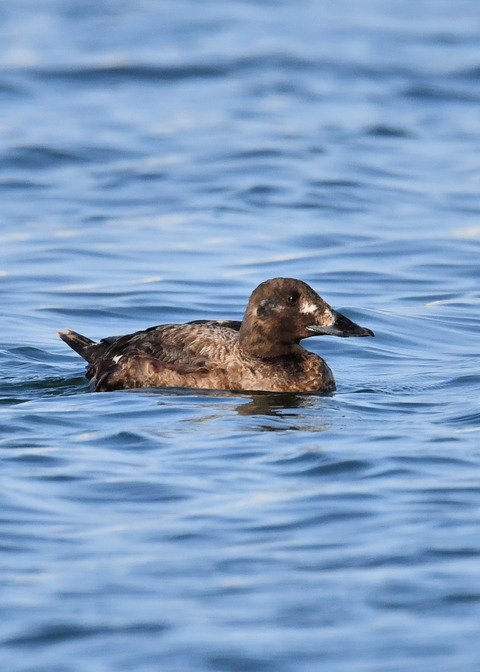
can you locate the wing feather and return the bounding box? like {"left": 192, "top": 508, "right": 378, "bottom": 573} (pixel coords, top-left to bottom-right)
{"left": 87, "top": 320, "right": 239, "bottom": 391}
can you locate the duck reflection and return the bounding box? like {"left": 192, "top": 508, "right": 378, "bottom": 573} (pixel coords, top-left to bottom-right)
{"left": 143, "top": 386, "right": 331, "bottom": 433}
{"left": 235, "top": 391, "right": 321, "bottom": 416}
{"left": 235, "top": 392, "right": 331, "bottom": 433}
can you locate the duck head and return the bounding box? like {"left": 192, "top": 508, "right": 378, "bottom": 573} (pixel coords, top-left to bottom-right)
{"left": 239, "top": 277, "right": 374, "bottom": 358}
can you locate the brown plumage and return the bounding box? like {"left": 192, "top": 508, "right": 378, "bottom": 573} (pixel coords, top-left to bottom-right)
{"left": 58, "top": 277, "right": 374, "bottom": 393}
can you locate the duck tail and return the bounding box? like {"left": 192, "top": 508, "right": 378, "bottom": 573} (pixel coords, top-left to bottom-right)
{"left": 58, "top": 328, "right": 98, "bottom": 363}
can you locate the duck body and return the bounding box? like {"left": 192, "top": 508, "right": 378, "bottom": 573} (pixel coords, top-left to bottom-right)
{"left": 58, "top": 278, "right": 374, "bottom": 393}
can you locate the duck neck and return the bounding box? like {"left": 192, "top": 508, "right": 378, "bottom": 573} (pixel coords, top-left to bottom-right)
{"left": 238, "top": 321, "right": 294, "bottom": 359}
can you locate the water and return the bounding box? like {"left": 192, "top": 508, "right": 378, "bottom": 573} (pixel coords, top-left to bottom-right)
{"left": 1, "top": 1, "right": 480, "bottom": 670}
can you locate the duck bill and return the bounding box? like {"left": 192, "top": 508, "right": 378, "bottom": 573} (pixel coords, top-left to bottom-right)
{"left": 307, "top": 309, "right": 374, "bottom": 338}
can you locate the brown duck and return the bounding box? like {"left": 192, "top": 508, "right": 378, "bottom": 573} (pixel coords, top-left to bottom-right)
{"left": 58, "top": 277, "right": 374, "bottom": 393}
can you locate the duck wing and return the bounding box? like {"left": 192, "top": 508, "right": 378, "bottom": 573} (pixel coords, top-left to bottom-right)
{"left": 59, "top": 320, "right": 241, "bottom": 391}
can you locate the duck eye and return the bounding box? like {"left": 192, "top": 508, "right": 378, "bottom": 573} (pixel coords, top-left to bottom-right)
{"left": 287, "top": 294, "right": 298, "bottom": 304}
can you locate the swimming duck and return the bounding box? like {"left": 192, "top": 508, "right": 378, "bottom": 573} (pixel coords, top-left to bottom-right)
{"left": 58, "top": 277, "right": 374, "bottom": 393}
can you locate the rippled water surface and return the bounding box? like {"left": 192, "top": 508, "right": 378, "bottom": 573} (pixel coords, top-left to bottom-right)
{"left": 2, "top": 1, "right": 480, "bottom": 670}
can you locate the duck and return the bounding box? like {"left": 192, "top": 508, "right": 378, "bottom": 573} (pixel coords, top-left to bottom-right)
{"left": 58, "top": 277, "right": 374, "bottom": 393}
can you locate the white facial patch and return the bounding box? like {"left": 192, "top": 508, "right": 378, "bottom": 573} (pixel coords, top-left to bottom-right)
{"left": 112, "top": 354, "right": 123, "bottom": 364}
{"left": 303, "top": 304, "right": 335, "bottom": 327}
{"left": 301, "top": 301, "right": 319, "bottom": 315}
{"left": 324, "top": 308, "right": 334, "bottom": 325}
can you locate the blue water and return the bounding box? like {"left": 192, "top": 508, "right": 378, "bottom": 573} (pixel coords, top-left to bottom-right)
{"left": 1, "top": 1, "right": 480, "bottom": 670}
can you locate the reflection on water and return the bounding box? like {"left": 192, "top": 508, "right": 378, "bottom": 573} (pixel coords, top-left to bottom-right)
{"left": 235, "top": 392, "right": 332, "bottom": 438}
{"left": 237, "top": 392, "right": 322, "bottom": 417}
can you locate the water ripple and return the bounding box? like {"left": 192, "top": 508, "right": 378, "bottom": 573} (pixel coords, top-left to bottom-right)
{"left": 2, "top": 1, "right": 480, "bottom": 671}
